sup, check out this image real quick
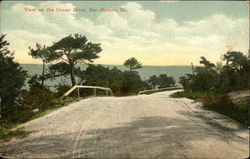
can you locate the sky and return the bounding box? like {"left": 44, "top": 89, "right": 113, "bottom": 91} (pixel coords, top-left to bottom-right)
{"left": 0, "top": 0, "right": 249, "bottom": 66}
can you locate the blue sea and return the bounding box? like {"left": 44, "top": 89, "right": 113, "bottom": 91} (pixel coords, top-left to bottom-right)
{"left": 21, "top": 64, "right": 193, "bottom": 89}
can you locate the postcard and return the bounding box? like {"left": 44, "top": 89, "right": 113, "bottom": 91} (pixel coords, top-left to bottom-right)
{"left": 0, "top": 1, "right": 249, "bottom": 158}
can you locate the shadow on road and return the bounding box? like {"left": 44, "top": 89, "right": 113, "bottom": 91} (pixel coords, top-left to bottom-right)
{"left": 0, "top": 115, "right": 247, "bottom": 158}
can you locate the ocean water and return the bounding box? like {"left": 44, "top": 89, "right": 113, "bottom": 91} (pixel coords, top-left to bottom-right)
{"left": 21, "top": 64, "right": 192, "bottom": 89}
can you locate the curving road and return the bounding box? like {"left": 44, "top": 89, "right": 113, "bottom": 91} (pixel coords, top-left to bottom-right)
{"left": 0, "top": 90, "right": 249, "bottom": 158}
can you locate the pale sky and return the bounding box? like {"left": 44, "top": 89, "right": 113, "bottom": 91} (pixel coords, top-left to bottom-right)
{"left": 0, "top": 1, "right": 249, "bottom": 66}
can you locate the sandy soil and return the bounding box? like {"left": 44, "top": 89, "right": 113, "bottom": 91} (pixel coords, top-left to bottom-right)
{"left": 0, "top": 90, "right": 249, "bottom": 158}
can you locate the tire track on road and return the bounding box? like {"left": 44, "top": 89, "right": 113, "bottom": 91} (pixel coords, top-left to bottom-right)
{"left": 72, "top": 99, "right": 108, "bottom": 158}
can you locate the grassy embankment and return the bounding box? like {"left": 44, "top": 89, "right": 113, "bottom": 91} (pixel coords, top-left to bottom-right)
{"left": 171, "top": 91, "right": 249, "bottom": 127}
{"left": 0, "top": 96, "right": 92, "bottom": 142}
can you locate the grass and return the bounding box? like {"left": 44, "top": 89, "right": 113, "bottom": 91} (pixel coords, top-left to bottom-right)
{"left": 0, "top": 96, "right": 93, "bottom": 142}
{"left": 170, "top": 90, "right": 213, "bottom": 99}
{"left": 0, "top": 128, "right": 30, "bottom": 142}
{"left": 171, "top": 91, "right": 248, "bottom": 127}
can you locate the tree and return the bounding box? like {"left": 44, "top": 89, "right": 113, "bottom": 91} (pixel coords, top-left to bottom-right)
{"left": 147, "top": 74, "right": 175, "bottom": 89}
{"left": 48, "top": 34, "right": 102, "bottom": 86}
{"left": 223, "top": 51, "right": 248, "bottom": 71}
{"left": 158, "top": 74, "right": 175, "bottom": 88}
{"left": 82, "top": 64, "right": 112, "bottom": 87}
{"left": 147, "top": 75, "right": 159, "bottom": 89}
{"left": 221, "top": 51, "right": 250, "bottom": 91}
{"left": 0, "top": 34, "right": 27, "bottom": 117}
{"left": 121, "top": 71, "right": 144, "bottom": 94}
{"left": 29, "top": 43, "right": 51, "bottom": 86}
{"left": 79, "top": 65, "right": 124, "bottom": 94}
{"left": 77, "top": 64, "right": 148, "bottom": 96}
{"left": 181, "top": 50, "right": 250, "bottom": 93}
{"left": 200, "top": 56, "right": 215, "bottom": 68}
{"left": 123, "top": 57, "right": 142, "bottom": 72}
{"left": 179, "top": 74, "right": 192, "bottom": 90}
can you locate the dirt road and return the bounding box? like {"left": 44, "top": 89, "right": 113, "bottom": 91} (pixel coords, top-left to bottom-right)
{"left": 0, "top": 90, "right": 249, "bottom": 158}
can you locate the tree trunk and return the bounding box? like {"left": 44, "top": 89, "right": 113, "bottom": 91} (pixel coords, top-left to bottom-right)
{"left": 69, "top": 64, "right": 76, "bottom": 86}
{"left": 41, "top": 60, "right": 45, "bottom": 86}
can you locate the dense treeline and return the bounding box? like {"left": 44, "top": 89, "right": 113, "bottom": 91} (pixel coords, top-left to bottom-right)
{"left": 78, "top": 64, "right": 150, "bottom": 96}
{"left": 179, "top": 52, "right": 249, "bottom": 93}
{"left": 147, "top": 74, "right": 175, "bottom": 89}
{"left": 176, "top": 51, "right": 249, "bottom": 126}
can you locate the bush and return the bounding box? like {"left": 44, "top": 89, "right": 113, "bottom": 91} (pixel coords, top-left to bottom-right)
{"left": 201, "top": 94, "right": 232, "bottom": 111}
{"left": 2, "top": 106, "right": 34, "bottom": 124}
{"left": 172, "top": 91, "right": 248, "bottom": 126}
{"left": 201, "top": 94, "right": 248, "bottom": 126}
{"left": 55, "top": 84, "right": 71, "bottom": 97}
{"left": 120, "top": 71, "right": 145, "bottom": 95}
{"left": 171, "top": 91, "right": 208, "bottom": 100}
{"left": 19, "top": 76, "right": 55, "bottom": 110}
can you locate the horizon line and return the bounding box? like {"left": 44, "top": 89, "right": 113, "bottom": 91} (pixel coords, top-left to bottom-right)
{"left": 20, "top": 63, "right": 200, "bottom": 67}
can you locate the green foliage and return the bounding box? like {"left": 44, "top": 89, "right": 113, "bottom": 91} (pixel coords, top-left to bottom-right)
{"left": 19, "top": 75, "right": 55, "bottom": 110}
{"left": 46, "top": 61, "right": 71, "bottom": 79}
{"left": 147, "top": 75, "right": 159, "bottom": 89}
{"left": 170, "top": 91, "right": 209, "bottom": 100}
{"left": 0, "top": 34, "right": 27, "bottom": 118}
{"left": 79, "top": 64, "right": 122, "bottom": 95}
{"left": 29, "top": 43, "right": 52, "bottom": 86}
{"left": 200, "top": 56, "right": 215, "bottom": 68}
{"left": 172, "top": 91, "right": 248, "bottom": 126}
{"left": 158, "top": 74, "right": 175, "bottom": 88}
{"left": 190, "top": 57, "right": 220, "bottom": 92}
{"left": 0, "top": 127, "right": 30, "bottom": 142}
{"left": 121, "top": 71, "right": 146, "bottom": 94}
{"left": 191, "top": 67, "right": 220, "bottom": 92}
{"left": 176, "top": 50, "right": 249, "bottom": 126}
{"left": 29, "top": 43, "right": 51, "bottom": 62}
{"left": 0, "top": 95, "right": 86, "bottom": 141}
{"left": 45, "top": 34, "right": 102, "bottom": 86}
{"left": 179, "top": 51, "right": 250, "bottom": 93}
{"left": 82, "top": 64, "right": 117, "bottom": 87}
{"left": 201, "top": 94, "right": 248, "bottom": 126}
{"left": 77, "top": 64, "right": 149, "bottom": 96}
{"left": 55, "top": 83, "right": 71, "bottom": 97}
{"left": 179, "top": 75, "right": 192, "bottom": 90}
{"left": 123, "top": 57, "right": 142, "bottom": 72}
{"left": 147, "top": 74, "right": 175, "bottom": 89}
{"left": 223, "top": 51, "right": 248, "bottom": 71}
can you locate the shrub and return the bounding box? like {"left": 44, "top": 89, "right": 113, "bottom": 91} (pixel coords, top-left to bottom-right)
{"left": 172, "top": 91, "right": 248, "bottom": 126}
{"left": 55, "top": 84, "right": 71, "bottom": 97}
{"left": 201, "top": 94, "right": 232, "bottom": 112}
{"left": 19, "top": 75, "right": 55, "bottom": 110}
{"left": 120, "top": 71, "right": 145, "bottom": 95}
{"left": 201, "top": 94, "right": 248, "bottom": 126}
